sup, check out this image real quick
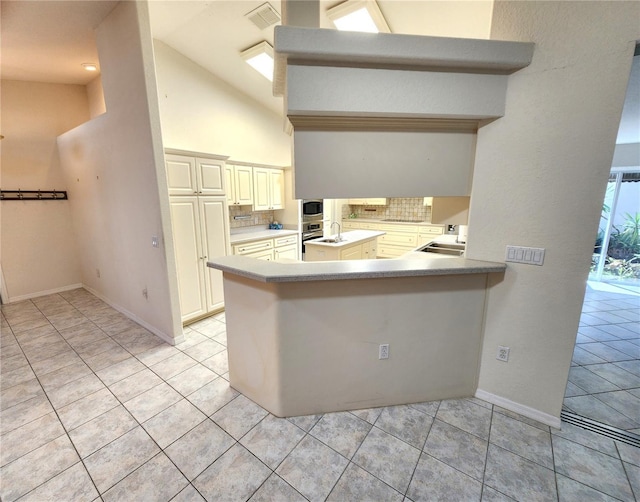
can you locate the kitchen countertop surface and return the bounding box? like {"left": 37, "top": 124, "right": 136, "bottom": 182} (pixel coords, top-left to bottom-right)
{"left": 230, "top": 226, "right": 299, "bottom": 245}
{"left": 343, "top": 218, "right": 440, "bottom": 225}
{"left": 208, "top": 255, "right": 505, "bottom": 283}
{"left": 304, "top": 230, "right": 385, "bottom": 248}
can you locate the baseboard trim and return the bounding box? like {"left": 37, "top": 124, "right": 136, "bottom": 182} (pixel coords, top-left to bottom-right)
{"left": 6, "top": 283, "right": 84, "bottom": 304}
{"left": 475, "top": 389, "right": 562, "bottom": 429}
{"left": 83, "top": 285, "right": 183, "bottom": 346}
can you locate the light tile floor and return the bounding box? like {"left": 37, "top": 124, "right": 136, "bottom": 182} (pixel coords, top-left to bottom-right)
{"left": 565, "top": 281, "right": 640, "bottom": 433}
{"left": 2, "top": 288, "right": 639, "bottom": 501}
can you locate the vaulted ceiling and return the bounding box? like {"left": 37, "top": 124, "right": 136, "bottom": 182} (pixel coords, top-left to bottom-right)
{"left": 1, "top": 1, "right": 637, "bottom": 143}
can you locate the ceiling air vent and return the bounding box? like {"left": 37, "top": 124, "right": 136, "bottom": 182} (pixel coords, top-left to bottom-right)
{"left": 246, "top": 3, "right": 281, "bottom": 30}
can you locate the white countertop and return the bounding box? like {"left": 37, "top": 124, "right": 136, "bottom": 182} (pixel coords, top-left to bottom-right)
{"left": 208, "top": 255, "right": 505, "bottom": 283}
{"left": 230, "top": 226, "right": 299, "bottom": 245}
{"left": 304, "top": 230, "right": 385, "bottom": 248}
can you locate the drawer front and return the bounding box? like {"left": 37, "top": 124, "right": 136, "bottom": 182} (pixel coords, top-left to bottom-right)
{"left": 275, "top": 234, "right": 299, "bottom": 247}
{"left": 378, "top": 223, "right": 417, "bottom": 233}
{"left": 418, "top": 225, "right": 444, "bottom": 236}
{"left": 233, "top": 239, "right": 274, "bottom": 255}
{"left": 342, "top": 221, "right": 361, "bottom": 230}
{"left": 379, "top": 233, "right": 417, "bottom": 246}
{"left": 377, "top": 246, "right": 410, "bottom": 258}
{"left": 244, "top": 249, "right": 274, "bottom": 261}
{"left": 360, "top": 222, "right": 379, "bottom": 230}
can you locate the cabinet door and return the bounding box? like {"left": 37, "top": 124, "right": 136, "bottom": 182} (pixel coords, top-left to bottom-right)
{"left": 166, "top": 155, "right": 197, "bottom": 195}
{"left": 274, "top": 244, "right": 298, "bottom": 260}
{"left": 169, "top": 197, "right": 207, "bottom": 322}
{"left": 252, "top": 168, "right": 271, "bottom": 211}
{"left": 199, "top": 197, "right": 229, "bottom": 313}
{"left": 197, "top": 158, "right": 225, "bottom": 195}
{"left": 225, "top": 166, "right": 235, "bottom": 204}
{"left": 362, "top": 239, "right": 378, "bottom": 259}
{"left": 269, "top": 169, "right": 284, "bottom": 209}
{"left": 340, "top": 244, "right": 363, "bottom": 260}
{"left": 234, "top": 166, "right": 254, "bottom": 205}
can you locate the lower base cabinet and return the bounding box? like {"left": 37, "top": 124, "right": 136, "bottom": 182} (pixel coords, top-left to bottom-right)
{"left": 233, "top": 234, "right": 300, "bottom": 261}
{"left": 305, "top": 237, "right": 377, "bottom": 261}
{"left": 170, "top": 196, "right": 230, "bottom": 323}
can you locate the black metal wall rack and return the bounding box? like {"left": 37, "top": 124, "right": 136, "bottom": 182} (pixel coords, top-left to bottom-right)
{"left": 0, "top": 189, "right": 68, "bottom": 201}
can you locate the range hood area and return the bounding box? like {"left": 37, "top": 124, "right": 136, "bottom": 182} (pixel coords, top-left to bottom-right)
{"left": 274, "top": 27, "right": 534, "bottom": 199}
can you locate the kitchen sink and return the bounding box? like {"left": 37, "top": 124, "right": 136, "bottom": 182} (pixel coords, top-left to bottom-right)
{"left": 319, "top": 237, "right": 345, "bottom": 243}
{"left": 418, "top": 241, "right": 465, "bottom": 256}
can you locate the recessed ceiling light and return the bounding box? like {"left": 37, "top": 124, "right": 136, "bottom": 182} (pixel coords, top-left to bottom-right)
{"left": 241, "top": 41, "right": 274, "bottom": 82}
{"left": 82, "top": 63, "right": 98, "bottom": 71}
{"left": 327, "top": 0, "right": 390, "bottom": 34}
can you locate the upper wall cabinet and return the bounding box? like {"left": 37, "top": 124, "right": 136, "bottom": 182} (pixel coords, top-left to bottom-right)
{"left": 424, "top": 196, "right": 470, "bottom": 225}
{"left": 166, "top": 153, "right": 226, "bottom": 196}
{"left": 253, "top": 167, "right": 284, "bottom": 211}
{"left": 225, "top": 165, "right": 254, "bottom": 206}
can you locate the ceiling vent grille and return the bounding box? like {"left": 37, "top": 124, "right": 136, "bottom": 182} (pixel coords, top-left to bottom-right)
{"left": 246, "top": 3, "right": 281, "bottom": 30}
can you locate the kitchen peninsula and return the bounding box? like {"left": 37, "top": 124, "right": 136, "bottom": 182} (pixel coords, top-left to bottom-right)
{"left": 207, "top": 255, "right": 506, "bottom": 417}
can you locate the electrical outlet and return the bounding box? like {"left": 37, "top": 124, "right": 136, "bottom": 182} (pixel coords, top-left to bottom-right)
{"left": 142, "top": 288, "right": 148, "bottom": 299}
{"left": 379, "top": 344, "right": 389, "bottom": 360}
{"left": 152, "top": 236, "right": 159, "bottom": 248}
{"left": 496, "top": 346, "right": 510, "bottom": 362}
{"left": 96, "top": 268, "right": 101, "bottom": 278}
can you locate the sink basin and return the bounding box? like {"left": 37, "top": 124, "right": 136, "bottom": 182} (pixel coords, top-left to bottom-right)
{"left": 419, "top": 242, "right": 465, "bottom": 256}
{"left": 319, "top": 237, "right": 345, "bottom": 243}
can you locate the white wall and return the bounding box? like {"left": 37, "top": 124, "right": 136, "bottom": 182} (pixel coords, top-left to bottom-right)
{"left": 57, "top": 1, "right": 182, "bottom": 343}
{"left": 468, "top": 1, "right": 640, "bottom": 421}
{"left": 1, "top": 80, "right": 87, "bottom": 301}
{"left": 153, "top": 40, "right": 291, "bottom": 166}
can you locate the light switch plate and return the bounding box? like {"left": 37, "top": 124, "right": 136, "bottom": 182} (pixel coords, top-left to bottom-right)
{"left": 505, "top": 245, "right": 545, "bottom": 266}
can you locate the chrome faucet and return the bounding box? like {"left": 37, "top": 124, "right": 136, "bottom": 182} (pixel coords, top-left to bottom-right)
{"left": 331, "top": 221, "right": 342, "bottom": 242}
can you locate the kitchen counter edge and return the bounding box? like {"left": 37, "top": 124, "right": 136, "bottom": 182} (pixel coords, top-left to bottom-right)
{"left": 207, "top": 255, "right": 506, "bottom": 283}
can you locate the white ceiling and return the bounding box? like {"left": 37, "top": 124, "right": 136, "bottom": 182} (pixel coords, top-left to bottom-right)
{"left": 1, "top": 0, "right": 638, "bottom": 143}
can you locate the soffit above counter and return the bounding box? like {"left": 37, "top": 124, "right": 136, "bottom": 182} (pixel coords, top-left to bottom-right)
{"left": 273, "top": 26, "right": 535, "bottom": 98}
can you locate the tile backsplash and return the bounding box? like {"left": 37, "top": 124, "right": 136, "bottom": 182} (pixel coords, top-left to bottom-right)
{"left": 344, "top": 198, "right": 432, "bottom": 222}
{"left": 229, "top": 206, "right": 275, "bottom": 228}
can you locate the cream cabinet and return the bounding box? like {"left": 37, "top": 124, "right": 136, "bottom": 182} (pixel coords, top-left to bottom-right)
{"left": 253, "top": 167, "right": 284, "bottom": 211}
{"left": 342, "top": 220, "right": 445, "bottom": 257}
{"left": 348, "top": 198, "right": 388, "bottom": 206}
{"left": 233, "top": 233, "right": 300, "bottom": 261}
{"left": 225, "top": 165, "right": 254, "bottom": 206}
{"left": 305, "top": 235, "right": 379, "bottom": 262}
{"left": 166, "top": 154, "right": 225, "bottom": 196}
{"left": 169, "top": 196, "right": 229, "bottom": 323}
{"left": 424, "top": 197, "right": 470, "bottom": 225}
{"left": 418, "top": 225, "right": 445, "bottom": 246}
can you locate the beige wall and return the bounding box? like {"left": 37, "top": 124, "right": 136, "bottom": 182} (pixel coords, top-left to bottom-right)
{"left": 1, "top": 80, "right": 87, "bottom": 301}
{"left": 153, "top": 40, "right": 291, "bottom": 166}
{"left": 468, "top": 1, "right": 640, "bottom": 421}
{"left": 57, "top": 1, "right": 182, "bottom": 343}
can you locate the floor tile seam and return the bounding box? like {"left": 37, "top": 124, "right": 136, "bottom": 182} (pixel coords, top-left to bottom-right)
{"left": 305, "top": 422, "right": 368, "bottom": 463}
{"left": 588, "top": 392, "right": 640, "bottom": 426}
{"left": 551, "top": 429, "right": 627, "bottom": 463}
{"left": 621, "top": 458, "right": 640, "bottom": 500}
{"left": 418, "top": 447, "right": 487, "bottom": 487}
{"left": 0, "top": 418, "right": 68, "bottom": 470}
{"left": 552, "top": 436, "right": 635, "bottom": 500}
{"left": 429, "top": 415, "right": 491, "bottom": 443}
{"left": 369, "top": 422, "right": 427, "bottom": 453}
{"left": 341, "top": 457, "right": 407, "bottom": 499}
{"left": 601, "top": 341, "right": 640, "bottom": 358}
{"left": 0, "top": 361, "right": 97, "bottom": 496}
{"left": 139, "top": 350, "right": 208, "bottom": 381}
{"left": 490, "top": 441, "right": 558, "bottom": 479}
{"left": 88, "top": 435, "right": 166, "bottom": 496}
{"left": 572, "top": 366, "right": 638, "bottom": 392}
